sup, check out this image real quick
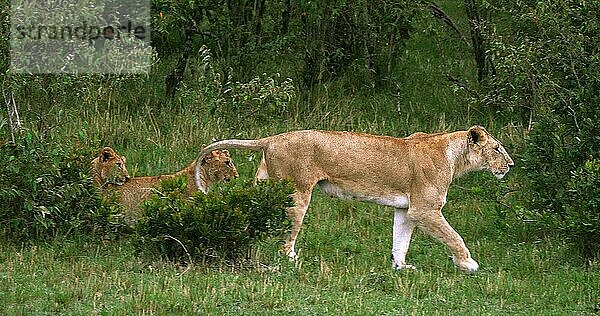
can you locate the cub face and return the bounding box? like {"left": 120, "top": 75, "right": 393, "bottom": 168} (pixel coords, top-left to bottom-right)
{"left": 202, "top": 149, "right": 239, "bottom": 184}
{"left": 92, "top": 147, "right": 130, "bottom": 186}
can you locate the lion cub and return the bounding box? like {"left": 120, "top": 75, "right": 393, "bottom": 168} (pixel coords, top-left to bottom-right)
{"left": 91, "top": 147, "right": 130, "bottom": 187}
{"left": 92, "top": 146, "right": 238, "bottom": 220}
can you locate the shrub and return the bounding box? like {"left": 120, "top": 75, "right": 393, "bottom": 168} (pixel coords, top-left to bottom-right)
{"left": 0, "top": 131, "right": 126, "bottom": 242}
{"left": 134, "top": 176, "right": 294, "bottom": 263}
{"left": 482, "top": 0, "right": 600, "bottom": 259}
{"left": 562, "top": 159, "right": 600, "bottom": 258}
{"left": 176, "top": 46, "right": 297, "bottom": 127}
{"left": 216, "top": 73, "right": 296, "bottom": 124}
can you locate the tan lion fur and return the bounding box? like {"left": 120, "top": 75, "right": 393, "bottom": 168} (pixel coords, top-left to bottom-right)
{"left": 194, "top": 126, "right": 514, "bottom": 272}
{"left": 93, "top": 147, "right": 238, "bottom": 221}
{"left": 91, "top": 147, "right": 130, "bottom": 187}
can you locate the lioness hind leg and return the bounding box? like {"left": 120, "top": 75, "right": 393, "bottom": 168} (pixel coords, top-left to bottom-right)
{"left": 254, "top": 155, "right": 269, "bottom": 183}
{"left": 407, "top": 208, "right": 479, "bottom": 272}
{"left": 282, "top": 190, "right": 312, "bottom": 261}
{"left": 392, "top": 209, "right": 416, "bottom": 270}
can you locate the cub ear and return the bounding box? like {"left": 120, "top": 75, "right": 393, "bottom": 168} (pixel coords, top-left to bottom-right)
{"left": 101, "top": 147, "right": 115, "bottom": 162}
{"left": 468, "top": 126, "right": 488, "bottom": 146}
{"left": 201, "top": 144, "right": 206, "bottom": 150}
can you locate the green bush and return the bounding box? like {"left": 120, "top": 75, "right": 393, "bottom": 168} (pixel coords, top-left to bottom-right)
{"left": 175, "top": 46, "right": 297, "bottom": 127}
{"left": 0, "top": 131, "right": 126, "bottom": 242}
{"left": 485, "top": 0, "right": 600, "bottom": 259}
{"left": 151, "top": 0, "right": 417, "bottom": 88}
{"left": 562, "top": 160, "right": 600, "bottom": 258}
{"left": 134, "top": 176, "right": 294, "bottom": 263}
{"left": 216, "top": 73, "right": 296, "bottom": 123}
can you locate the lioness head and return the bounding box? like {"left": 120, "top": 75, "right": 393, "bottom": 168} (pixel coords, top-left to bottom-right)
{"left": 91, "top": 147, "right": 130, "bottom": 187}
{"left": 201, "top": 148, "right": 239, "bottom": 184}
{"left": 467, "top": 126, "right": 514, "bottom": 179}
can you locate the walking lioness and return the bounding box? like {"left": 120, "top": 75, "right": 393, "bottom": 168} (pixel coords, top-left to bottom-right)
{"left": 194, "top": 126, "right": 513, "bottom": 272}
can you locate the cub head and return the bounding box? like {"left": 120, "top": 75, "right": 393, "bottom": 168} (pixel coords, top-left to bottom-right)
{"left": 91, "top": 147, "right": 130, "bottom": 187}
{"left": 467, "top": 126, "right": 514, "bottom": 179}
{"left": 200, "top": 148, "right": 239, "bottom": 184}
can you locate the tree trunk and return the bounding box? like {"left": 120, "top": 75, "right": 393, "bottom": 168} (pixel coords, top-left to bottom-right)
{"left": 429, "top": 2, "right": 469, "bottom": 45}
{"left": 464, "top": 0, "right": 494, "bottom": 83}
{"left": 281, "top": 0, "right": 291, "bottom": 35}
{"left": 165, "top": 6, "right": 204, "bottom": 99}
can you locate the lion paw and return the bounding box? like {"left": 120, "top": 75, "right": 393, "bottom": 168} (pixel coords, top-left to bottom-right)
{"left": 392, "top": 262, "right": 416, "bottom": 271}
{"left": 286, "top": 250, "right": 298, "bottom": 262}
{"left": 453, "top": 256, "right": 479, "bottom": 273}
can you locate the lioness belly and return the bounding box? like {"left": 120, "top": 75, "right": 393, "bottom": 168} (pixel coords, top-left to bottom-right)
{"left": 318, "top": 180, "right": 409, "bottom": 209}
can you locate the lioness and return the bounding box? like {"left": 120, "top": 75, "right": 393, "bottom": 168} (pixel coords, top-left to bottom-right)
{"left": 194, "top": 126, "right": 513, "bottom": 272}
{"left": 92, "top": 146, "right": 239, "bottom": 219}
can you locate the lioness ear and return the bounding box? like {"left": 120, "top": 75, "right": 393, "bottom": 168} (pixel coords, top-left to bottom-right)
{"left": 468, "top": 126, "right": 488, "bottom": 146}
{"left": 101, "top": 147, "right": 115, "bottom": 162}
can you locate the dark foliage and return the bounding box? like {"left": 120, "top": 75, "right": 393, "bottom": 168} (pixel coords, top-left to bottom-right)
{"left": 151, "top": 0, "right": 419, "bottom": 92}
{"left": 0, "top": 132, "right": 126, "bottom": 242}
{"left": 486, "top": 0, "right": 600, "bottom": 259}
{"left": 135, "top": 176, "right": 294, "bottom": 263}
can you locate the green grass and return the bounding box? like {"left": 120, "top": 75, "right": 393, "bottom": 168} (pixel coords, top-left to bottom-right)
{"left": 1, "top": 190, "right": 598, "bottom": 315}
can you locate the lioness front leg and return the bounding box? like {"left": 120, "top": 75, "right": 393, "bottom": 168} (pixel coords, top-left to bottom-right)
{"left": 407, "top": 207, "right": 479, "bottom": 272}
{"left": 392, "top": 209, "right": 416, "bottom": 270}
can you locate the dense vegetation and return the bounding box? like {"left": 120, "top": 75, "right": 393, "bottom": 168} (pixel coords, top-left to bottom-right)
{"left": 0, "top": 131, "right": 126, "bottom": 241}
{"left": 136, "top": 177, "right": 294, "bottom": 262}
{"left": 0, "top": 0, "right": 598, "bottom": 314}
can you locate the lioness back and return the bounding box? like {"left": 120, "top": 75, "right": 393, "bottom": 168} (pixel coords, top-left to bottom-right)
{"left": 260, "top": 130, "right": 423, "bottom": 193}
